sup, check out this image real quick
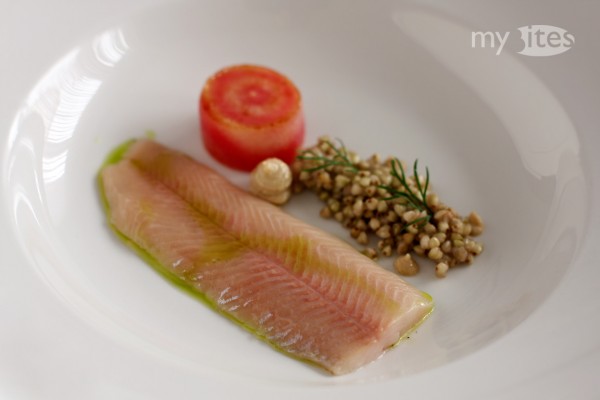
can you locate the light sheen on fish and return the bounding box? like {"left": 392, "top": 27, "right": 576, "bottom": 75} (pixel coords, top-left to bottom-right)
{"left": 99, "top": 139, "right": 433, "bottom": 375}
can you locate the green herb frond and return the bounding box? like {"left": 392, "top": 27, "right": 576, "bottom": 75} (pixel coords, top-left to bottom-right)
{"left": 297, "top": 138, "right": 358, "bottom": 173}
{"left": 379, "top": 158, "right": 433, "bottom": 215}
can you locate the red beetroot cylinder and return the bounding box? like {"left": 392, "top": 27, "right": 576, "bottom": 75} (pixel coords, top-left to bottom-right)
{"left": 200, "top": 64, "right": 305, "bottom": 171}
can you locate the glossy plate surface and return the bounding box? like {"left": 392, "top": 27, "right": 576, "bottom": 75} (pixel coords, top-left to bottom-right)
{"left": 1, "top": 0, "right": 599, "bottom": 398}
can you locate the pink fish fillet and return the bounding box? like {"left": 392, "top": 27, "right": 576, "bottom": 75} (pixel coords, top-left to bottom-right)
{"left": 99, "top": 139, "right": 433, "bottom": 375}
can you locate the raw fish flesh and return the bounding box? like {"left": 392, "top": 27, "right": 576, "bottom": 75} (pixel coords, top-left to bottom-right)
{"left": 99, "top": 139, "right": 433, "bottom": 375}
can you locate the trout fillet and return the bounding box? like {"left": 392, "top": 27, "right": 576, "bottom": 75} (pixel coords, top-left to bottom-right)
{"left": 99, "top": 139, "right": 433, "bottom": 375}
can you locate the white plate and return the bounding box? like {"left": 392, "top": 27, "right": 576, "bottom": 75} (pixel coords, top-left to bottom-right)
{"left": 1, "top": 0, "right": 599, "bottom": 398}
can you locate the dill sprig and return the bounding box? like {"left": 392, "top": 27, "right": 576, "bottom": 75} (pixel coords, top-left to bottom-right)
{"left": 380, "top": 158, "right": 433, "bottom": 227}
{"left": 297, "top": 139, "right": 358, "bottom": 173}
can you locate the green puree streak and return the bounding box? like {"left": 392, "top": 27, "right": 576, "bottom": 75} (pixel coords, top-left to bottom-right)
{"left": 98, "top": 139, "right": 433, "bottom": 372}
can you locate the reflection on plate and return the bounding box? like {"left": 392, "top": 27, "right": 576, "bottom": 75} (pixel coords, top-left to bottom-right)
{"left": 1, "top": 0, "right": 594, "bottom": 395}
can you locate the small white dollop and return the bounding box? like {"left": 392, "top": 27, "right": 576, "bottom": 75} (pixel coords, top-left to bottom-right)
{"left": 249, "top": 158, "right": 292, "bottom": 205}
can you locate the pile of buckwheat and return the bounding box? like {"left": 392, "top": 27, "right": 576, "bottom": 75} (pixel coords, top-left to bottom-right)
{"left": 291, "top": 136, "right": 484, "bottom": 278}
